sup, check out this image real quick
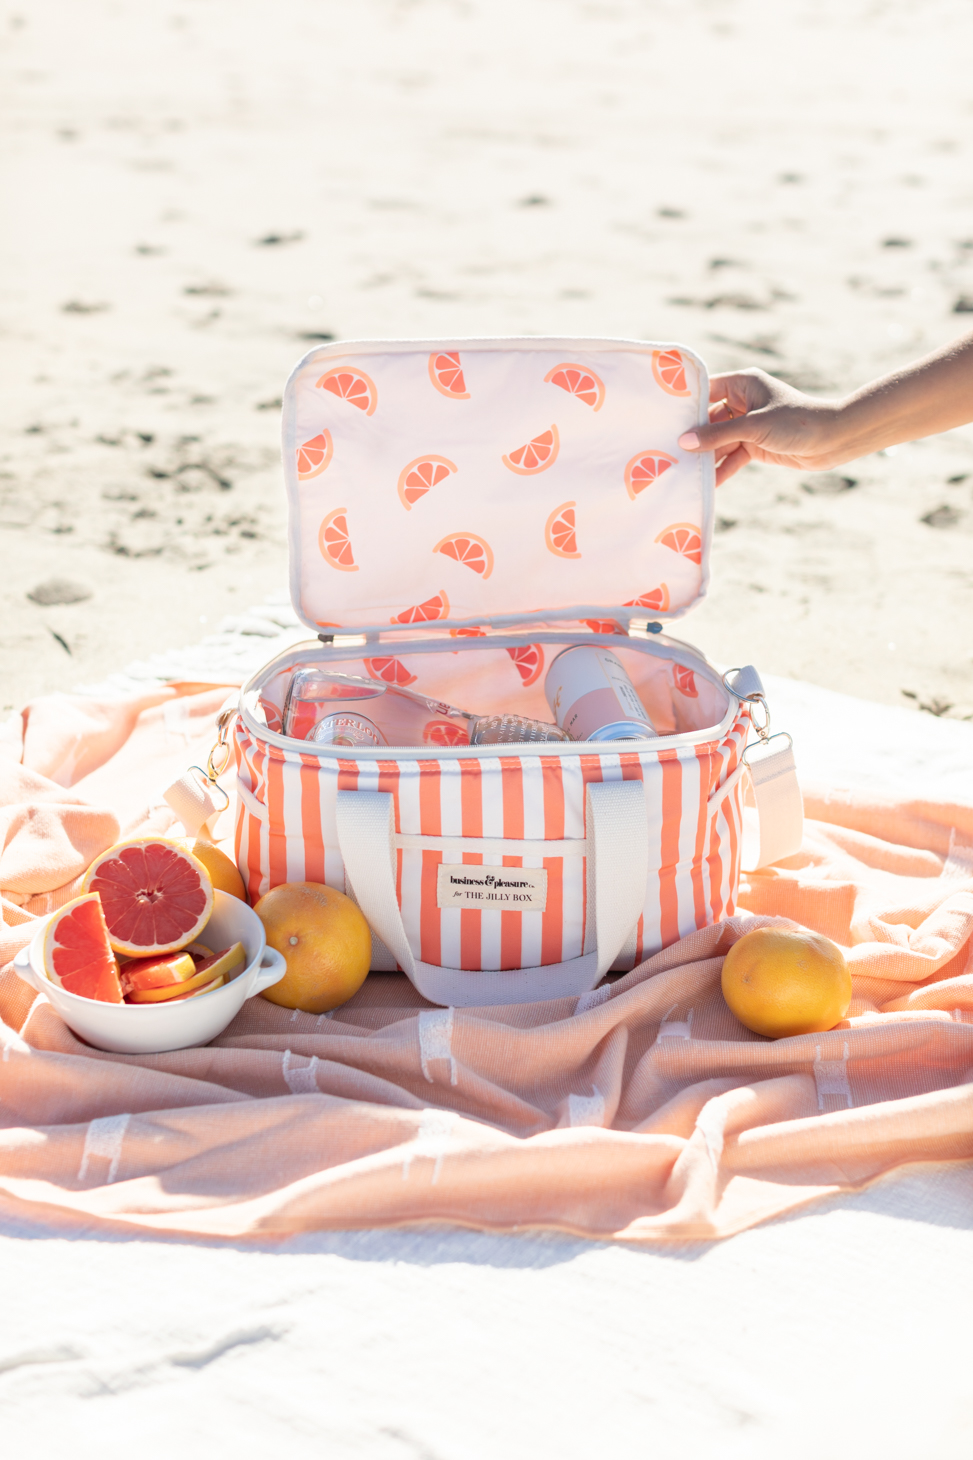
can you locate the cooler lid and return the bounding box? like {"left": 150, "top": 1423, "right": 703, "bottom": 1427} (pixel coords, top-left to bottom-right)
{"left": 282, "top": 337, "right": 714, "bottom": 637}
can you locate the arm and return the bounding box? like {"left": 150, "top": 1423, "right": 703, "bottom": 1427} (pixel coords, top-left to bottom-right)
{"left": 679, "top": 328, "right": 973, "bottom": 486}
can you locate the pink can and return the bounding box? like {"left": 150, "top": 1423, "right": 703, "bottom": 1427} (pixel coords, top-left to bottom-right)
{"left": 544, "top": 646, "right": 658, "bottom": 742}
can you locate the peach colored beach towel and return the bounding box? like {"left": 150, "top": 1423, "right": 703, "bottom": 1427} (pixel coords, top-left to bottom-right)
{"left": 1, "top": 686, "right": 972, "bottom": 1242}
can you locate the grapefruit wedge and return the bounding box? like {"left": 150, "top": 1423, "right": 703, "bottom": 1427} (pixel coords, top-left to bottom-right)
{"left": 655, "top": 523, "right": 702, "bottom": 564}
{"left": 429, "top": 351, "right": 469, "bottom": 399}
{"left": 296, "top": 431, "right": 333, "bottom": 480}
{"left": 319, "top": 508, "right": 358, "bottom": 571}
{"left": 624, "top": 450, "right": 676, "bottom": 499}
{"left": 43, "top": 892, "right": 123, "bottom": 1003}
{"left": 433, "top": 531, "right": 494, "bottom": 579}
{"left": 502, "top": 426, "right": 559, "bottom": 475}
{"left": 624, "top": 584, "right": 670, "bottom": 612}
{"left": 507, "top": 644, "right": 544, "bottom": 687}
{"left": 397, "top": 455, "right": 457, "bottom": 509}
{"left": 544, "top": 363, "right": 605, "bottom": 411}
{"left": 82, "top": 837, "right": 214, "bottom": 957}
{"left": 315, "top": 367, "right": 377, "bottom": 415}
{"left": 651, "top": 348, "right": 691, "bottom": 397}
{"left": 391, "top": 590, "right": 450, "bottom": 625}
{"left": 364, "top": 656, "right": 418, "bottom": 687}
{"left": 545, "top": 501, "right": 581, "bottom": 559}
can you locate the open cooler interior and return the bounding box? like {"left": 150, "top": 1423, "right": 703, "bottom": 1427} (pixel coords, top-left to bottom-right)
{"left": 246, "top": 634, "right": 732, "bottom": 748}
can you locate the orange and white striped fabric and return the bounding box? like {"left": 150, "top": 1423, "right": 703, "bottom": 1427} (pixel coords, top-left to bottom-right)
{"left": 233, "top": 680, "right": 751, "bottom": 976}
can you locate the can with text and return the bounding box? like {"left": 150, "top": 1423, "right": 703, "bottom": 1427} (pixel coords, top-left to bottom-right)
{"left": 544, "top": 645, "right": 658, "bottom": 741}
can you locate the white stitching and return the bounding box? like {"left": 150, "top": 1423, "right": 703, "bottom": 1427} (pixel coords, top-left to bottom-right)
{"left": 814, "top": 1041, "right": 852, "bottom": 1110}
{"left": 78, "top": 1113, "right": 131, "bottom": 1184}
{"left": 418, "top": 1008, "right": 457, "bottom": 1086}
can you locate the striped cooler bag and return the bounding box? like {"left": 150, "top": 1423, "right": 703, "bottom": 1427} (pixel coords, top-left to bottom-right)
{"left": 232, "top": 337, "right": 803, "bottom": 1007}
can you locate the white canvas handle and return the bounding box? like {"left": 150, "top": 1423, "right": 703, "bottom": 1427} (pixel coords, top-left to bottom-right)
{"left": 335, "top": 780, "right": 649, "bottom": 1007}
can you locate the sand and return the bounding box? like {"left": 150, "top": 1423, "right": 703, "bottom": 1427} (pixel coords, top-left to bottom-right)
{"left": 2, "top": 0, "right": 973, "bottom": 720}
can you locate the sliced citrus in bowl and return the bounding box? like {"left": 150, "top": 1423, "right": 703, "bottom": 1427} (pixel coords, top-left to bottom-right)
{"left": 624, "top": 450, "right": 676, "bottom": 499}
{"left": 651, "top": 348, "right": 691, "bottom": 397}
{"left": 544, "top": 363, "right": 605, "bottom": 411}
{"left": 315, "top": 366, "right": 377, "bottom": 415}
{"left": 502, "top": 425, "right": 559, "bottom": 475}
{"left": 507, "top": 644, "right": 544, "bottom": 686}
{"left": 545, "top": 501, "right": 580, "bottom": 558}
{"left": 296, "top": 430, "right": 333, "bottom": 480}
{"left": 82, "top": 838, "right": 214, "bottom": 957}
{"left": 319, "top": 508, "right": 358, "bottom": 571}
{"left": 433, "top": 531, "right": 494, "bottom": 578}
{"left": 655, "top": 522, "right": 702, "bottom": 564}
{"left": 391, "top": 590, "right": 450, "bottom": 625}
{"left": 428, "top": 351, "right": 469, "bottom": 399}
{"left": 43, "top": 892, "right": 123, "bottom": 1003}
{"left": 397, "top": 454, "right": 457, "bottom": 509}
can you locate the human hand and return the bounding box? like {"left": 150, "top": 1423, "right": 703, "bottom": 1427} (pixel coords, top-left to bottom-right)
{"left": 678, "top": 368, "right": 845, "bottom": 486}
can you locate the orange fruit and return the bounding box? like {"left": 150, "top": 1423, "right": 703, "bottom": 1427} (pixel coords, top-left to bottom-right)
{"left": 390, "top": 590, "right": 450, "bottom": 625}
{"left": 296, "top": 431, "right": 333, "bottom": 480}
{"left": 545, "top": 500, "right": 580, "bottom": 559}
{"left": 624, "top": 585, "right": 670, "bottom": 612}
{"left": 507, "top": 644, "right": 544, "bottom": 686}
{"left": 544, "top": 363, "right": 605, "bottom": 411}
{"left": 396, "top": 454, "right": 457, "bottom": 510}
{"left": 179, "top": 838, "right": 247, "bottom": 903}
{"left": 319, "top": 508, "right": 358, "bottom": 572}
{"left": 82, "top": 838, "right": 214, "bottom": 957}
{"left": 429, "top": 351, "right": 470, "bottom": 399}
{"left": 721, "top": 927, "right": 852, "bottom": 1039}
{"left": 433, "top": 531, "right": 494, "bottom": 579}
{"left": 255, "top": 881, "right": 371, "bottom": 1013}
{"left": 423, "top": 719, "right": 470, "bottom": 746}
{"left": 655, "top": 522, "right": 702, "bottom": 564}
{"left": 583, "top": 620, "right": 623, "bottom": 634}
{"left": 502, "top": 425, "right": 559, "bottom": 475}
{"left": 651, "top": 348, "right": 691, "bottom": 397}
{"left": 624, "top": 450, "right": 676, "bottom": 500}
{"left": 315, "top": 366, "right": 377, "bottom": 415}
{"left": 43, "top": 892, "right": 123, "bottom": 1003}
{"left": 672, "top": 664, "right": 698, "bottom": 698}
{"left": 364, "top": 656, "right": 417, "bottom": 687}
{"left": 123, "top": 950, "right": 196, "bottom": 993}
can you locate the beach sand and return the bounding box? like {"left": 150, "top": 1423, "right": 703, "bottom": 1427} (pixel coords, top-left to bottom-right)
{"left": 2, "top": 0, "right": 972, "bottom": 718}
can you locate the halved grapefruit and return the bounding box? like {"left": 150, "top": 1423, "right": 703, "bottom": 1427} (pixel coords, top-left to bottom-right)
{"left": 42, "top": 892, "right": 123, "bottom": 1003}
{"left": 502, "top": 426, "right": 559, "bottom": 475}
{"left": 624, "top": 584, "right": 670, "bottom": 612}
{"left": 651, "top": 348, "right": 691, "bottom": 397}
{"left": 397, "top": 454, "right": 457, "bottom": 510}
{"left": 364, "top": 656, "right": 418, "bottom": 687}
{"left": 391, "top": 590, "right": 450, "bottom": 624}
{"left": 423, "top": 719, "right": 470, "bottom": 746}
{"left": 82, "top": 838, "right": 214, "bottom": 958}
{"left": 315, "top": 367, "right": 377, "bottom": 415}
{"left": 655, "top": 522, "right": 702, "bottom": 564}
{"left": 673, "top": 663, "right": 699, "bottom": 698}
{"left": 296, "top": 431, "right": 333, "bottom": 480}
{"left": 319, "top": 508, "right": 358, "bottom": 572}
{"left": 544, "top": 363, "right": 605, "bottom": 411}
{"left": 507, "top": 644, "right": 544, "bottom": 686}
{"left": 428, "top": 351, "right": 469, "bottom": 399}
{"left": 624, "top": 450, "right": 677, "bottom": 500}
{"left": 433, "top": 531, "right": 494, "bottom": 579}
{"left": 545, "top": 501, "right": 581, "bottom": 559}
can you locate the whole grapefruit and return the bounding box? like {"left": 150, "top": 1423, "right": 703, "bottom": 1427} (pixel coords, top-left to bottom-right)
{"left": 179, "top": 838, "right": 247, "bottom": 903}
{"left": 254, "top": 881, "right": 371, "bottom": 1013}
{"left": 721, "top": 926, "right": 852, "bottom": 1039}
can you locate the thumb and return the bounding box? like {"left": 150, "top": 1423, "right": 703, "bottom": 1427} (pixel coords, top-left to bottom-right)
{"left": 678, "top": 415, "right": 761, "bottom": 453}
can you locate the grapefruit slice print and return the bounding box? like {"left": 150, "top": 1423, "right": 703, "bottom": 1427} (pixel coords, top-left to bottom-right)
{"left": 429, "top": 351, "right": 470, "bottom": 399}
{"left": 364, "top": 656, "right": 418, "bottom": 687}
{"left": 544, "top": 363, "right": 605, "bottom": 411}
{"left": 391, "top": 590, "right": 451, "bottom": 624}
{"left": 673, "top": 664, "right": 699, "bottom": 698}
{"left": 450, "top": 626, "right": 487, "bottom": 637}
{"left": 42, "top": 892, "right": 123, "bottom": 1003}
{"left": 507, "top": 644, "right": 544, "bottom": 687}
{"left": 296, "top": 430, "right": 333, "bottom": 480}
{"left": 582, "top": 620, "right": 623, "bottom": 635}
{"left": 655, "top": 523, "right": 702, "bottom": 564}
{"left": 396, "top": 454, "right": 457, "bottom": 510}
{"left": 651, "top": 348, "right": 691, "bottom": 397}
{"left": 624, "top": 450, "right": 677, "bottom": 500}
{"left": 545, "top": 500, "right": 581, "bottom": 559}
{"left": 423, "top": 719, "right": 470, "bottom": 746}
{"left": 433, "top": 531, "right": 494, "bottom": 579}
{"left": 315, "top": 366, "right": 378, "bottom": 415}
{"left": 624, "top": 584, "right": 670, "bottom": 612}
{"left": 319, "top": 508, "right": 358, "bottom": 571}
{"left": 82, "top": 838, "right": 214, "bottom": 957}
{"left": 502, "top": 426, "right": 560, "bottom": 475}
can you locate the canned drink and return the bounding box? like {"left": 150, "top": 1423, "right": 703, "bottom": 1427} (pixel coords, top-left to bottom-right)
{"left": 469, "top": 714, "right": 571, "bottom": 746}
{"left": 545, "top": 645, "right": 658, "bottom": 742}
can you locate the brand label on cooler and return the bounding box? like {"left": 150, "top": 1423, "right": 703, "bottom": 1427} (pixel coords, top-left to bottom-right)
{"left": 546, "top": 646, "right": 655, "bottom": 740}
{"left": 436, "top": 863, "right": 548, "bottom": 912}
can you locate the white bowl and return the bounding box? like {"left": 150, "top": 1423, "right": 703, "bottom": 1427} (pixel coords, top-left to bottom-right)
{"left": 13, "top": 890, "right": 286, "bottom": 1054}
